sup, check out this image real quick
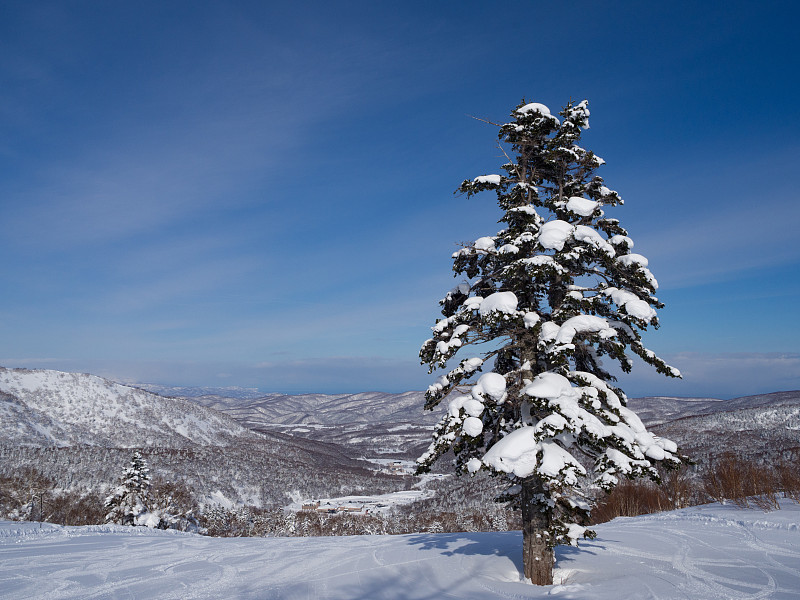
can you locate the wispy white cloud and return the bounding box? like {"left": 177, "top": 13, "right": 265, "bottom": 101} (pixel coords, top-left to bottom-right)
{"left": 5, "top": 117, "right": 297, "bottom": 251}
{"left": 4, "top": 352, "right": 796, "bottom": 399}
{"left": 96, "top": 256, "right": 260, "bottom": 315}
{"left": 643, "top": 215, "right": 798, "bottom": 289}
{"left": 616, "top": 352, "right": 800, "bottom": 399}
{"left": 625, "top": 150, "right": 800, "bottom": 289}
{"left": 2, "top": 10, "right": 409, "bottom": 253}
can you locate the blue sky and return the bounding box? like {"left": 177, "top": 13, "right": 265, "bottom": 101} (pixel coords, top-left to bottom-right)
{"left": 1, "top": 1, "right": 798, "bottom": 397}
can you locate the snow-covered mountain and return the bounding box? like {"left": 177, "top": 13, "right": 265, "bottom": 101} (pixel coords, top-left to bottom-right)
{"left": 649, "top": 391, "right": 800, "bottom": 463}
{"left": 140, "top": 387, "right": 435, "bottom": 427}
{"left": 625, "top": 391, "right": 800, "bottom": 426}
{"left": 164, "top": 385, "right": 800, "bottom": 430}
{"left": 5, "top": 365, "right": 798, "bottom": 505}
{"left": 0, "top": 367, "right": 406, "bottom": 506}
{"left": 622, "top": 395, "right": 726, "bottom": 426}
{"left": 136, "top": 387, "right": 438, "bottom": 456}
{"left": 0, "top": 367, "right": 262, "bottom": 448}
{"left": 169, "top": 386, "right": 800, "bottom": 462}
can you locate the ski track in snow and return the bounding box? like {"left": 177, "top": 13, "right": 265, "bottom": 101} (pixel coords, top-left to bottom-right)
{"left": 2, "top": 501, "right": 800, "bottom": 599}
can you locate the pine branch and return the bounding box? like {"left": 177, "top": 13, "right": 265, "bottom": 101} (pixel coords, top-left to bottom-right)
{"left": 467, "top": 114, "right": 503, "bottom": 127}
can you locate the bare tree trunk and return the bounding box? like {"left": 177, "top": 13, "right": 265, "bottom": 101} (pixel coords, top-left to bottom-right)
{"left": 521, "top": 476, "right": 553, "bottom": 585}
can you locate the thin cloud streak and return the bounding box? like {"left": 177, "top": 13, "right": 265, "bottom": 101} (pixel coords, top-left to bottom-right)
{"left": 617, "top": 352, "right": 800, "bottom": 399}
{"left": 3, "top": 352, "right": 796, "bottom": 399}
{"left": 642, "top": 211, "right": 799, "bottom": 289}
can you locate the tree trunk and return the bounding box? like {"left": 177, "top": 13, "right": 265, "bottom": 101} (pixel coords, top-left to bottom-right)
{"left": 521, "top": 476, "right": 553, "bottom": 585}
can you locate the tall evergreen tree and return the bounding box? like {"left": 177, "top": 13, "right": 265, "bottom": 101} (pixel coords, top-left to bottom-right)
{"left": 104, "top": 451, "right": 152, "bottom": 526}
{"left": 417, "top": 99, "right": 683, "bottom": 585}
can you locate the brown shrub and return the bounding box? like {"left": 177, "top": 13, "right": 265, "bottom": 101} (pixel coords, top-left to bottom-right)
{"left": 661, "top": 466, "right": 695, "bottom": 510}
{"left": 591, "top": 480, "right": 669, "bottom": 524}
{"left": 590, "top": 466, "right": 696, "bottom": 525}
{"left": 45, "top": 492, "right": 106, "bottom": 526}
{"left": 702, "top": 453, "right": 779, "bottom": 510}
{"left": 777, "top": 462, "right": 800, "bottom": 502}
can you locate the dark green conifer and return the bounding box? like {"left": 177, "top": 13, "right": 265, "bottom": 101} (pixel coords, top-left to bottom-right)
{"left": 418, "top": 99, "right": 683, "bottom": 585}
{"left": 104, "top": 451, "right": 152, "bottom": 526}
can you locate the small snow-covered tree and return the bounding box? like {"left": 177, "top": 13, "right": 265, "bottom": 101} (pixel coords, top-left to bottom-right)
{"left": 104, "top": 451, "right": 153, "bottom": 527}
{"left": 417, "top": 99, "right": 684, "bottom": 585}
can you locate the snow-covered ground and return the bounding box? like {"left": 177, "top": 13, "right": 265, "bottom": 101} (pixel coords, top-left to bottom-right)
{"left": 2, "top": 501, "right": 800, "bottom": 599}
{"left": 285, "top": 461, "right": 445, "bottom": 514}
{"left": 285, "top": 484, "right": 435, "bottom": 514}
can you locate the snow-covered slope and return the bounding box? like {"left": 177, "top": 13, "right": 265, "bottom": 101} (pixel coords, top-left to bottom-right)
{"left": 652, "top": 393, "right": 800, "bottom": 463}
{"left": 0, "top": 390, "right": 75, "bottom": 446}
{"left": 2, "top": 500, "right": 799, "bottom": 599}
{"left": 170, "top": 386, "right": 800, "bottom": 430}
{"left": 0, "top": 367, "right": 262, "bottom": 447}
{"left": 0, "top": 368, "right": 410, "bottom": 505}
{"left": 171, "top": 387, "right": 800, "bottom": 461}
{"left": 624, "top": 395, "right": 726, "bottom": 425}
{"left": 147, "top": 388, "right": 438, "bottom": 456}
{"left": 164, "top": 389, "right": 434, "bottom": 426}
{"left": 626, "top": 391, "right": 800, "bottom": 426}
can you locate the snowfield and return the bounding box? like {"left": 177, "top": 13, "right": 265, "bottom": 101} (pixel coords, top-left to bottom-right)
{"left": 2, "top": 501, "right": 799, "bottom": 599}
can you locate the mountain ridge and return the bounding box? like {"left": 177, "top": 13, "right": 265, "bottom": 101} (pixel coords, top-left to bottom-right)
{"left": 0, "top": 367, "right": 263, "bottom": 448}
{"left": 0, "top": 367, "right": 405, "bottom": 506}
{"left": 142, "top": 382, "right": 800, "bottom": 429}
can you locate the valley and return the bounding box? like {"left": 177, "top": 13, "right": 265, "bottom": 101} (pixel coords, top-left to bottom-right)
{"left": 2, "top": 366, "right": 800, "bottom": 535}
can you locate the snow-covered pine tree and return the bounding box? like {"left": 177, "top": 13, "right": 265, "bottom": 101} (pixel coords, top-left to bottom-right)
{"left": 417, "top": 99, "right": 683, "bottom": 585}
{"left": 104, "top": 451, "right": 153, "bottom": 527}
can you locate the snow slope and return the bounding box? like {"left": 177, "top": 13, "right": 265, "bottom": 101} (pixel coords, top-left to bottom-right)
{"left": 626, "top": 391, "right": 800, "bottom": 426}
{"left": 2, "top": 501, "right": 799, "bottom": 599}
{"left": 174, "top": 389, "right": 435, "bottom": 426}
{"left": 0, "top": 367, "right": 262, "bottom": 447}
{"left": 171, "top": 387, "right": 800, "bottom": 461}
{"left": 640, "top": 391, "right": 800, "bottom": 464}
{"left": 162, "top": 386, "right": 800, "bottom": 431}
